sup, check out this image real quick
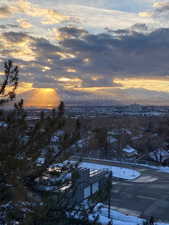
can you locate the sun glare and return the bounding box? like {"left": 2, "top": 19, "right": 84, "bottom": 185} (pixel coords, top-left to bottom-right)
{"left": 17, "top": 86, "right": 59, "bottom": 108}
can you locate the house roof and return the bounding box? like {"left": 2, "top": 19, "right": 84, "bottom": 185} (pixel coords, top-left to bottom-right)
{"left": 122, "top": 145, "right": 138, "bottom": 154}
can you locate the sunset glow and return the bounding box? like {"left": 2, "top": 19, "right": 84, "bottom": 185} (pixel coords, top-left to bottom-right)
{"left": 114, "top": 78, "right": 169, "bottom": 93}
{"left": 23, "top": 88, "right": 59, "bottom": 108}
{"left": 15, "top": 83, "right": 59, "bottom": 108}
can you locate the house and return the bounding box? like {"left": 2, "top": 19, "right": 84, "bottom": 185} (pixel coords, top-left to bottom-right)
{"left": 51, "top": 135, "right": 60, "bottom": 144}
{"left": 34, "top": 164, "right": 111, "bottom": 205}
{"left": 122, "top": 145, "right": 138, "bottom": 158}
{"left": 149, "top": 149, "right": 169, "bottom": 164}
{"left": 0, "top": 121, "right": 8, "bottom": 128}
{"left": 107, "top": 135, "right": 118, "bottom": 144}
{"left": 36, "top": 157, "right": 46, "bottom": 166}
{"left": 55, "top": 130, "right": 65, "bottom": 137}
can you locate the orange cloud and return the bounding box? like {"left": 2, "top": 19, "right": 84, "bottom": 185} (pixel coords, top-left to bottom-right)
{"left": 139, "top": 11, "right": 153, "bottom": 17}
{"left": 11, "top": 0, "right": 67, "bottom": 25}
{"left": 16, "top": 82, "right": 33, "bottom": 94}
{"left": 56, "top": 52, "right": 76, "bottom": 60}
{"left": 57, "top": 77, "right": 82, "bottom": 88}
{"left": 0, "top": 33, "right": 37, "bottom": 61}
{"left": 114, "top": 77, "right": 169, "bottom": 93}
{"left": 153, "top": 2, "right": 168, "bottom": 8}
{"left": 66, "top": 68, "right": 77, "bottom": 73}
{"left": 17, "top": 19, "right": 32, "bottom": 29}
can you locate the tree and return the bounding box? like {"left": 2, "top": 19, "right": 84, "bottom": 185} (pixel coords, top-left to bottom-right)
{"left": 74, "top": 118, "right": 81, "bottom": 140}
{"left": 52, "top": 108, "right": 56, "bottom": 119}
{"left": 76, "top": 119, "right": 81, "bottom": 131}
{"left": 94, "top": 128, "right": 108, "bottom": 159}
{"left": 58, "top": 101, "right": 65, "bottom": 117}
{"left": 40, "top": 110, "right": 45, "bottom": 121}
{"left": 0, "top": 61, "right": 101, "bottom": 225}
{"left": 0, "top": 60, "right": 18, "bottom": 105}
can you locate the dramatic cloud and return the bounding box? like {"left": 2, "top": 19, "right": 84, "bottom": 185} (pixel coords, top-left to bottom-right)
{"left": 58, "top": 26, "right": 169, "bottom": 76}
{"left": 0, "top": 32, "right": 37, "bottom": 61}
{"left": 1, "top": 0, "right": 169, "bottom": 106}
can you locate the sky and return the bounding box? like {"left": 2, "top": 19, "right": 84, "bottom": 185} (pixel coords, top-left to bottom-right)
{"left": 1, "top": 0, "right": 169, "bottom": 107}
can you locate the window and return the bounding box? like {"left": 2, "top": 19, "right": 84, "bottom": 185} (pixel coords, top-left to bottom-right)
{"left": 92, "top": 182, "right": 99, "bottom": 194}
{"left": 84, "top": 185, "right": 91, "bottom": 199}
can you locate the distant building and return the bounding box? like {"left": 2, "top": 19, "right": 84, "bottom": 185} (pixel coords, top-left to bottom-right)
{"left": 126, "top": 104, "right": 143, "bottom": 112}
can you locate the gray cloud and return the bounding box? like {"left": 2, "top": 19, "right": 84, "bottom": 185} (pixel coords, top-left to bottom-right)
{"left": 59, "top": 26, "right": 169, "bottom": 77}
{"left": 3, "top": 31, "right": 31, "bottom": 42}
{"left": 59, "top": 27, "right": 88, "bottom": 39}
{"left": 146, "top": 1, "right": 169, "bottom": 24}
{"left": 0, "top": 24, "right": 18, "bottom": 29}
{"left": 0, "top": 6, "right": 11, "bottom": 18}
{"left": 154, "top": 2, "right": 169, "bottom": 16}
{"left": 1, "top": 26, "right": 169, "bottom": 96}
{"left": 130, "top": 23, "right": 149, "bottom": 32}
{"left": 82, "top": 77, "right": 121, "bottom": 88}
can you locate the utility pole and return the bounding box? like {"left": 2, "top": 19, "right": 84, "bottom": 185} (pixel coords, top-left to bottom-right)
{"left": 108, "top": 171, "right": 112, "bottom": 219}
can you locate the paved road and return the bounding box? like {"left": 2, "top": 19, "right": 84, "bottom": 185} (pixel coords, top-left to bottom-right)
{"left": 76, "top": 158, "right": 169, "bottom": 222}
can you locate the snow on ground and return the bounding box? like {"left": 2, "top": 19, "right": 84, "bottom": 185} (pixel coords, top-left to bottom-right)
{"left": 96, "top": 206, "right": 142, "bottom": 225}
{"left": 71, "top": 161, "right": 140, "bottom": 180}
{"left": 126, "top": 161, "right": 169, "bottom": 175}
{"left": 91, "top": 204, "right": 169, "bottom": 225}
{"left": 158, "top": 166, "right": 169, "bottom": 173}
{"left": 80, "top": 157, "right": 169, "bottom": 175}
{"left": 97, "top": 208, "right": 169, "bottom": 225}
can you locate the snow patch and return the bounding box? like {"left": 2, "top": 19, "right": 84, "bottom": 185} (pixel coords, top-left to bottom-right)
{"left": 36, "top": 157, "right": 45, "bottom": 166}
{"left": 73, "top": 161, "right": 140, "bottom": 180}
{"left": 92, "top": 203, "right": 169, "bottom": 225}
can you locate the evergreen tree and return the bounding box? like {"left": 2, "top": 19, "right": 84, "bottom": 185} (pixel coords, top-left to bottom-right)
{"left": 0, "top": 60, "right": 18, "bottom": 105}
{"left": 58, "top": 101, "right": 65, "bottom": 117}
{"left": 52, "top": 108, "right": 56, "bottom": 119}
{"left": 40, "top": 110, "right": 45, "bottom": 121}
{"left": 0, "top": 61, "right": 101, "bottom": 225}
{"left": 75, "top": 118, "right": 81, "bottom": 139}
{"left": 94, "top": 128, "right": 108, "bottom": 158}
{"left": 76, "top": 119, "right": 81, "bottom": 131}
